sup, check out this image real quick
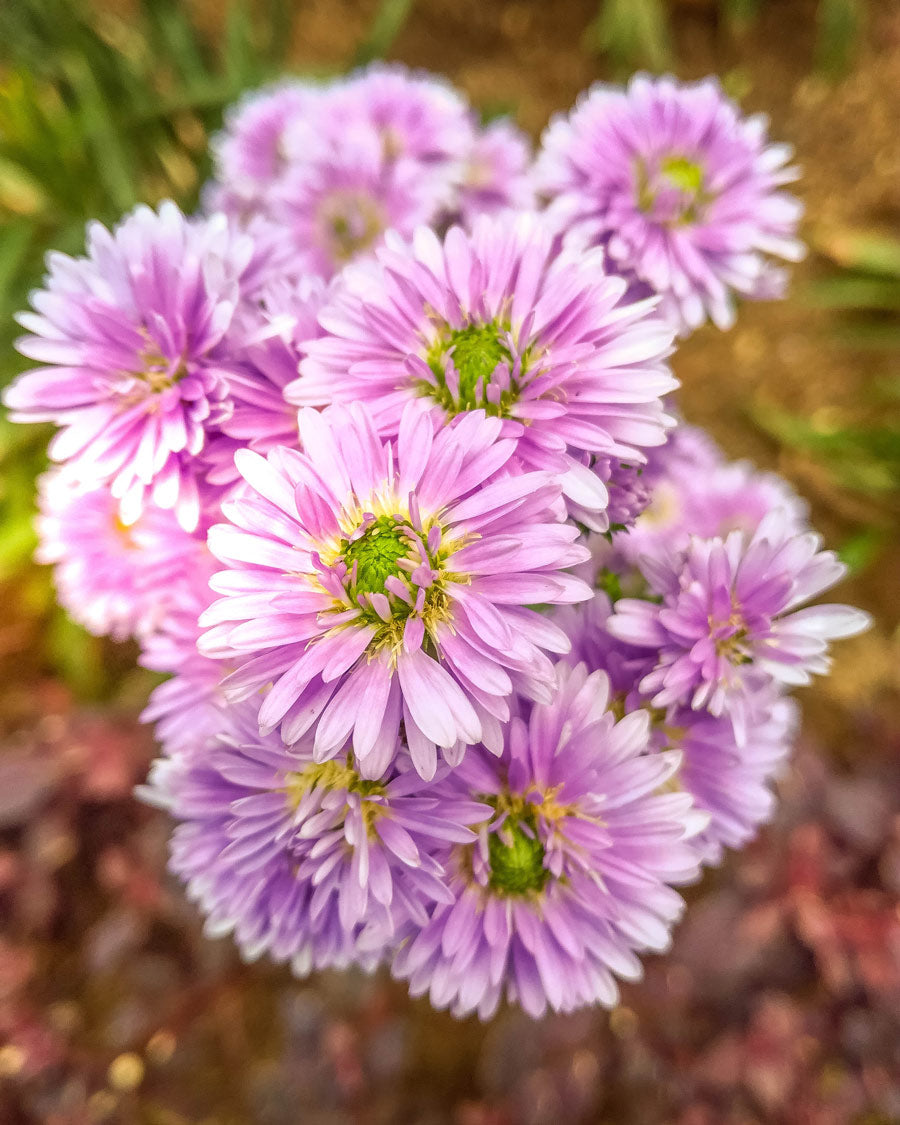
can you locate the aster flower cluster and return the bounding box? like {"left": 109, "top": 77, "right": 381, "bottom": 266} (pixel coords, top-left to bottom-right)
{"left": 4, "top": 64, "right": 869, "bottom": 1019}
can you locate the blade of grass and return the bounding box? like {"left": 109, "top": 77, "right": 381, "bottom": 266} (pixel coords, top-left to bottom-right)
{"left": 354, "top": 0, "right": 416, "bottom": 66}
{"left": 583, "top": 0, "right": 672, "bottom": 73}
{"left": 815, "top": 0, "right": 863, "bottom": 79}
{"left": 60, "top": 53, "right": 139, "bottom": 212}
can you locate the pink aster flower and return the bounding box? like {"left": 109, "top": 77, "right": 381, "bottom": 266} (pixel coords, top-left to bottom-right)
{"left": 294, "top": 215, "right": 678, "bottom": 530}
{"left": 139, "top": 550, "right": 229, "bottom": 758}
{"left": 207, "top": 81, "right": 320, "bottom": 218}
{"left": 271, "top": 131, "right": 447, "bottom": 279}
{"left": 200, "top": 400, "right": 591, "bottom": 778}
{"left": 559, "top": 587, "right": 798, "bottom": 866}
{"left": 322, "top": 63, "right": 475, "bottom": 168}
{"left": 141, "top": 699, "right": 490, "bottom": 974}
{"left": 535, "top": 74, "right": 805, "bottom": 334}
{"left": 662, "top": 685, "right": 798, "bottom": 866}
{"left": 392, "top": 662, "right": 704, "bottom": 1019}
{"left": 608, "top": 510, "right": 871, "bottom": 735}
{"left": 36, "top": 469, "right": 205, "bottom": 641}
{"left": 4, "top": 202, "right": 255, "bottom": 530}
{"left": 453, "top": 118, "right": 536, "bottom": 227}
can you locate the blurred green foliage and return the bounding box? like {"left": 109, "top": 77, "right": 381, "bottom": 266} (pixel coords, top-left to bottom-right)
{"left": 753, "top": 226, "right": 900, "bottom": 571}
{"left": 583, "top": 0, "right": 673, "bottom": 72}
{"left": 0, "top": 0, "right": 301, "bottom": 386}
{"left": 585, "top": 0, "right": 865, "bottom": 77}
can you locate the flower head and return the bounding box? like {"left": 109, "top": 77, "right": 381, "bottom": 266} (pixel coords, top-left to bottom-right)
{"left": 323, "top": 63, "right": 475, "bottom": 168}
{"left": 207, "top": 82, "right": 320, "bottom": 218}
{"left": 608, "top": 510, "right": 871, "bottom": 734}
{"left": 141, "top": 700, "right": 487, "bottom": 973}
{"left": 36, "top": 469, "right": 204, "bottom": 641}
{"left": 4, "top": 203, "right": 254, "bottom": 529}
{"left": 200, "top": 401, "right": 590, "bottom": 778}
{"left": 294, "top": 215, "right": 677, "bottom": 529}
{"left": 536, "top": 75, "right": 805, "bottom": 334}
{"left": 392, "top": 662, "right": 703, "bottom": 1018}
{"left": 453, "top": 118, "right": 536, "bottom": 226}
{"left": 271, "top": 133, "right": 444, "bottom": 279}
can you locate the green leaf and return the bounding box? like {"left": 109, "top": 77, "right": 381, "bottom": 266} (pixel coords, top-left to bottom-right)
{"left": 59, "top": 52, "right": 140, "bottom": 212}
{"left": 0, "top": 221, "right": 33, "bottom": 299}
{"left": 583, "top": 0, "right": 672, "bottom": 73}
{"left": 838, "top": 529, "right": 885, "bottom": 574}
{"left": 815, "top": 229, "right": 900, "bottom": 280}
{"left": 815, "top": 0, "right": 863, "bottom": 80}
{"left": 807, "top": 276, "right": 900, "bottom": 312}
{"left": 355, "top": 0, "right": 416, "bottom": 66}
{"left": 223, "top": 0, "right": 264, "bottom": 89}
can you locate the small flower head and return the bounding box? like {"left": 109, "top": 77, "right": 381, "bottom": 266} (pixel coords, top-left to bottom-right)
{"left": 609, "top": 511, "right": 871, "bottom": 733}
{"left": 324, "top": 63, "right": 475, "bottom": 168}
{"left": 392, "top": 663, "right": 703, "bottom": 1019}
{"left": 536, "top": 75, "right": 805, "bottom": 334}
{"left": 5, "top": 203, "right": 254, "bottom": 529}
{"left": 208, "top": 81, "right": 321, "bottom": 217}
{"left": 453, "top": 118, "right": 536, "bottom": 226}
{"left": 200, "top": 401, "right": 590, "bottom": 778}
{"left": 295, "top": 215, "right": 677, "bottom": 529}
{"left": 36, "top": 469, "right": 204, "bottom": 641}
{"left": 272, "top": 133, "right": 443, "bottom": 279}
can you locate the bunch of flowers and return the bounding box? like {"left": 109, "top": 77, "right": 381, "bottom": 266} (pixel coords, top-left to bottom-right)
{"left": 4, "top": 65, "right": 869, "bottom": 1018}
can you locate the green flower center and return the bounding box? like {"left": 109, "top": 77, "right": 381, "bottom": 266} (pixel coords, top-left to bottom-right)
{"left": 713, "top": 621, "right": 752, "bottom": 665}
{"left": 445, "top": 324, "right": 509, "bottom": 394}
{"left": 137, "top": 330, "right": 185, "bottom": 393}
{"left": 659, "top": 156, "right": 704, "bottom": 196}
{"left": 422, "top": 319, "right": 523, "bottom": 418}
{"left": 285, "top": 757, "right": 385, "bottom": 834}
{"left": 286, "top": 757, "right": 383, "bottom": 804}
{"left": 341, "top": 515, "right": 411, "bottom": 595}
{"left": 487, "top": 816, "right": 549, "bottom": 896}
{"left": 320, "top": 192, "right": 384, "bottom": 263}
{"left": 636, "top": 154, "right": 707, "bottom": 225}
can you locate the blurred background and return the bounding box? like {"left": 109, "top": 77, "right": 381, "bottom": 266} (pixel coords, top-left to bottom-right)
{"left": 0, "top": 1, "right": 898, "bottom": 1122}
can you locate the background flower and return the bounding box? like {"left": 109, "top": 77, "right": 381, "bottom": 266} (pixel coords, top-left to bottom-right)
{"left": 36, "top": 468, "right": 206, "bottom": 641}
{"left": 535, "top": 74, "right": 805, "bottom": 334}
